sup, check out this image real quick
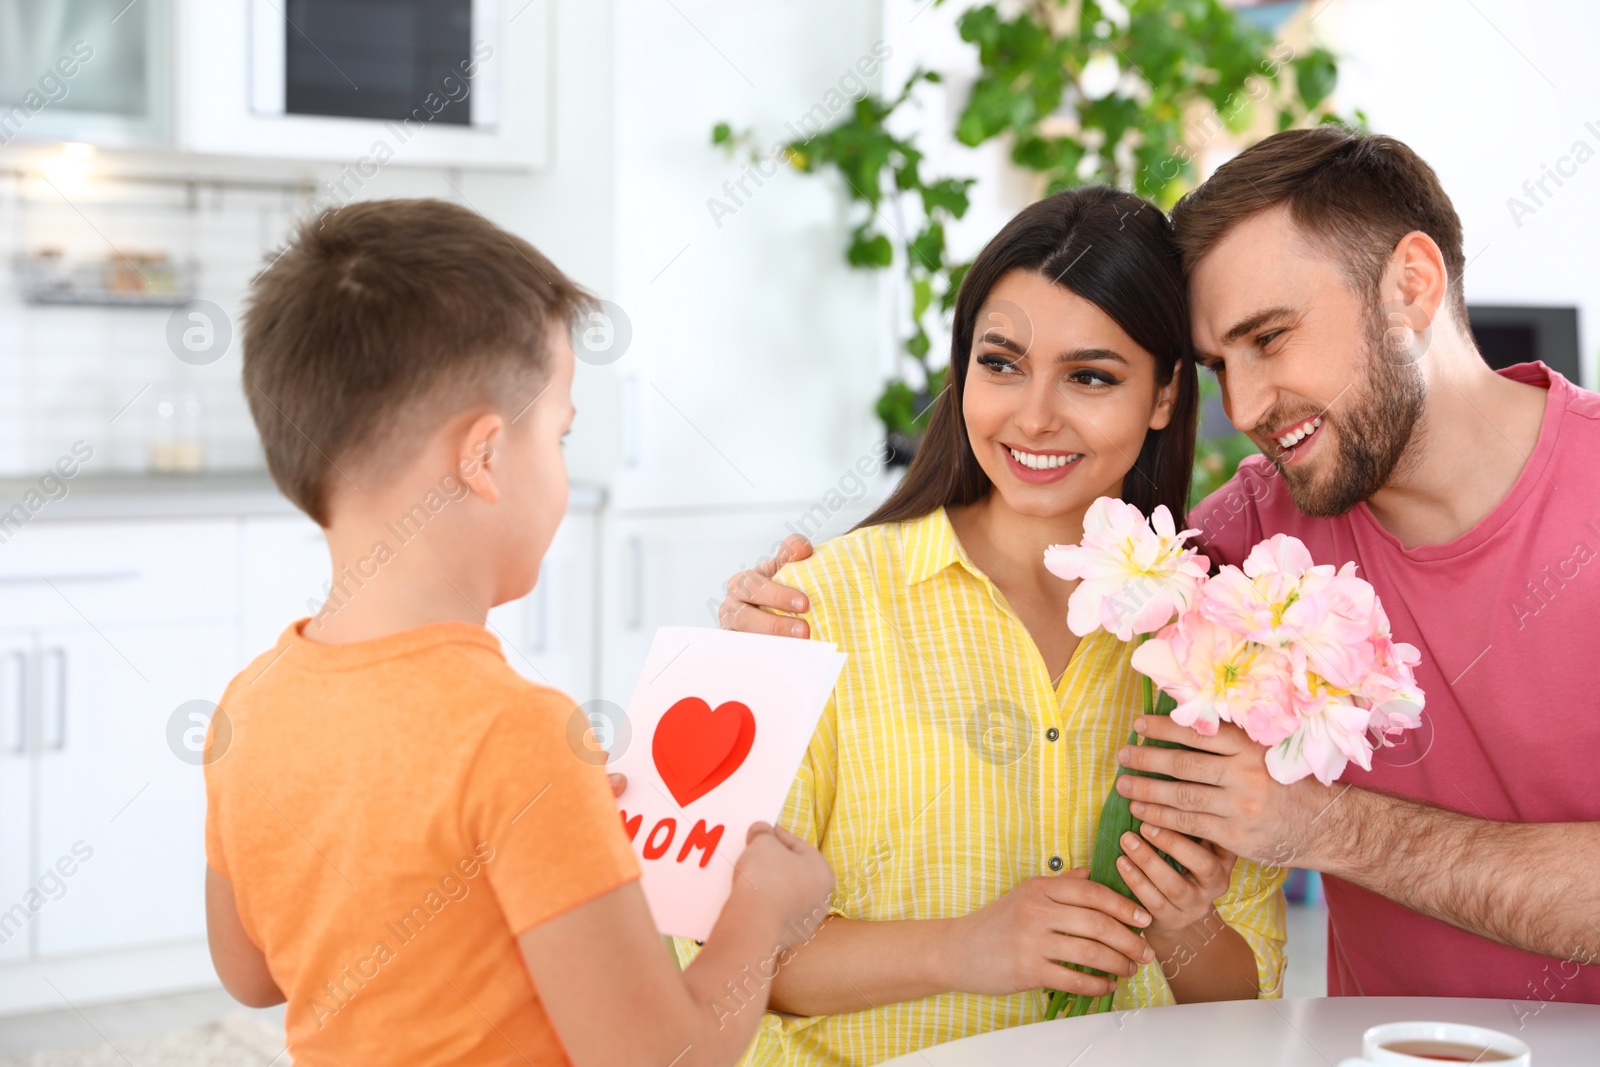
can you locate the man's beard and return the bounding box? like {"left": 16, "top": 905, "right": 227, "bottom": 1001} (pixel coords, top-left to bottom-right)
{"left": 1270, "top": 313, "right": 1427, "bottom": 518}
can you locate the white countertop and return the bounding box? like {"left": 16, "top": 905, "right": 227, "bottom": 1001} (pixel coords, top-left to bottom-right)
{"left": 0, "top": 473, "right": 607, "bottom": 521}
{"left": 877, "top": 997, "right": 1598, "bottom": 1066}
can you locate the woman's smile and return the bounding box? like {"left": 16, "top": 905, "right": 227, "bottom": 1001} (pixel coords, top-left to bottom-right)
{"left": 1000, "top": 442, "right": 1085, "bottom": 484}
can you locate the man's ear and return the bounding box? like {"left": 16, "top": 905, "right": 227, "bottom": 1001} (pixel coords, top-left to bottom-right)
{"left": 457, "top": 412, "right": 505, "bottom": 504}
{"left": 1386, "top": 230, "right": 1449, "bottom": 336}
{"left": 1148, "top": 362, "right": 1182, "bottom": 432}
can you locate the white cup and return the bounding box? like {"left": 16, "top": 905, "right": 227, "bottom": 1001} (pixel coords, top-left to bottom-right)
{"left": 1338, "top": 1020, "right": 1531, "bottom": 1066}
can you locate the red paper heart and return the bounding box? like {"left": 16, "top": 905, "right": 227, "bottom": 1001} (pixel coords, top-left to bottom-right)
{"left": 652, "top": 697, "right": 756, "bottom": 807}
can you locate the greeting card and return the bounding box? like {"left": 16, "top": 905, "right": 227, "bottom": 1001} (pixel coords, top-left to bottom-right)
{"left": 607, "top": 627, "right": 845, "bottom": 940}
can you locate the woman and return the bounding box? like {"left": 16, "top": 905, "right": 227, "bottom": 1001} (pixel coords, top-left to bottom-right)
{"left": 682, "top": 186, "right": 1285, "bottom": 1065}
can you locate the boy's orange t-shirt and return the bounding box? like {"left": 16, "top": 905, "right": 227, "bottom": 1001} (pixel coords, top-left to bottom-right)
{"left": 204, "top": 620, "right": 639, "bottom": 1065}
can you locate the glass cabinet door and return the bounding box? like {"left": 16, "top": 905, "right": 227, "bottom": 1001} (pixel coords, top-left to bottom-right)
{"left": 0, "top": 0, "right": 169, "bottom": 147}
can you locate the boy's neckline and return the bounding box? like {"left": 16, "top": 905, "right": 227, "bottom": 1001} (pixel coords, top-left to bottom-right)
{"left": 281, "top": 617, "right": 502, "bottom": 670}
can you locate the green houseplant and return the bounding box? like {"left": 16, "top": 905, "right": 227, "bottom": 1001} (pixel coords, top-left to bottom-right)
{"left": 714, "top": 0, "right": 1351, "bottom": 466}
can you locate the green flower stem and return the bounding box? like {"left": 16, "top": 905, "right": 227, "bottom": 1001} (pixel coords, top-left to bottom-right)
{"left": 1044, "top": 636, "right": 1187, "bottom": 1021}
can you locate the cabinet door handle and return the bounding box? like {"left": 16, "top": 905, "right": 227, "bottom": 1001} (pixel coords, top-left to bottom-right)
{"left": 623, "top": 375, "right": 642, "bottom": 468}
{"left": 0, "top": 571, "right": 140, "bottom": 585}
{"left": 43, "top": 647, "right": 66, "bottom": 751}
{"left": 626, "top": 536, "right": 644, "bottom": 630}
{"left": 4, "top": 651, "right": 24, "bottom": 755}
{"left": 527, "top": 578, "right": 550, "bottom": 654}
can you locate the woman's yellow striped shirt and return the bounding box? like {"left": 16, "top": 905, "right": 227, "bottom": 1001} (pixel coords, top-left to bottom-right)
{"left": 677, "top": 507, "right": 1287, "bottom": 1066}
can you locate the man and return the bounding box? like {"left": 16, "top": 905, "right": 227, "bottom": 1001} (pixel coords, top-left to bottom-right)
{"left": 718, "top": 127, "right": 1600, "bottom": 1006}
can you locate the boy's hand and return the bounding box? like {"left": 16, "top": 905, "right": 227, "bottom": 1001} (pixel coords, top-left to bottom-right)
{"left": 950, "top": 870, "right": 1155, "bottom": 998}
{"left": 1115, "top": 822, "right": 1236, "bottom": 933}
{"left": 720, "top": 535, "right": 815, "bottom": 638}
{"left": 733, "top": 822, "right": 834, "bottom": 950}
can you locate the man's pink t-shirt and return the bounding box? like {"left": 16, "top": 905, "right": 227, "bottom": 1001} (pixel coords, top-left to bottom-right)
{"left": 1189, "top": 362, "right": 1600, "bottom": 1002}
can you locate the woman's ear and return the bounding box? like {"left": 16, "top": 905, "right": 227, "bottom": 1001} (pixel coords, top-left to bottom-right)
{"left": 457, "top": 412, "right": 505, "bottom": 504}
{"left": 1147, "top": 363, "right": 1181, "bottom": 432}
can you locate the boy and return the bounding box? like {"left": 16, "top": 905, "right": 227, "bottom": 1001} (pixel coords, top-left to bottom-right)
{"left": 204, "top": 199, "right": 833, "bottom": 1065}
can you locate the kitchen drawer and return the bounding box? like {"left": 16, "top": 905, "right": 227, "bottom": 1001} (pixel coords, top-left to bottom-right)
{"left": 0, "top": 519, "right": 240, "bottom": 628}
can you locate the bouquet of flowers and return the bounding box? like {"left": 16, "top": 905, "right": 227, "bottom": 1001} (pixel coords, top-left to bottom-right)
{"left": 1038, "top": 497, "right": 1424, "bottom": 1018}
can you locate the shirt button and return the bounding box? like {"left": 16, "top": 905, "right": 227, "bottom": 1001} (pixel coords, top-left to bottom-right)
{"left": 1046, "top": 727, "right": 1060, "bottom": 742}
{"left": 1048, "top": 856, "right": 1063, "bottom": 872}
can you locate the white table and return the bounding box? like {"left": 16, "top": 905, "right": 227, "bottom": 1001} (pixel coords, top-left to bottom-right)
{"left": 877, "top": 997, "right": 1600, "bottom": 1065}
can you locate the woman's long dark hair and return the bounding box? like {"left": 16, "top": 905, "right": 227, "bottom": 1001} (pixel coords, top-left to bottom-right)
{"left": 859, "top": 185, "right": 1197, "bottom": 529}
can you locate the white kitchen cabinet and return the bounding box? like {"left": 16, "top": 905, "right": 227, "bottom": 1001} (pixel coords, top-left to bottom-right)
{"left": 597, "top": 505, "right": 868, "bottom": 705}
{"left": 0, "top": 520, "right": 235, "bottom": 981}
{"left": 176, "top": 0, "right": 549, "bottom": 169}
{"left": 0, "top": 0, "right": 172, "bottom": 149}
{"left": 486, "top": 509, "right": 598, "bottom": 701}
{"left": 0, "top": 627, "right": 30, "bottom": 964}
{"left": 33, "top": 620, "right": 230, "bottom": 955}
{"left": 239, "top": 513, "right": 332, "bottom": 658}
{"left": 0, "top": 519, "right": 238, "bottom": 630}
{"left": 243, "top": 505, "right": 602, "bottom": 701}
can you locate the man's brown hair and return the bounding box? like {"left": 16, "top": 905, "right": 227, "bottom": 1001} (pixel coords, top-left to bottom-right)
{"left": 243, "top": 198, "right": 588, "bottom": 526}
{"left": 1170, "top": 125, "right": 1467, "bottom": 323}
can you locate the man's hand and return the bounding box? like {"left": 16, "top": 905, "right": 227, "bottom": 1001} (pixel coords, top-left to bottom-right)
{"left": 719, "top": 534, "right": 815, "bottom": 638}
{"left": 1114, "top": 716, "right": 1345, "bottom": 870}
{"left": 1120, "top": 719, "right": 1600, "bottom": 965}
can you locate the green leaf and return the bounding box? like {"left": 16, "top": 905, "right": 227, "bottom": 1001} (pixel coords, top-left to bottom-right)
{"left": 1089, "top": 783, "right": 1139, "bottom": 899}
{"left": 920, "top": 177, "right": 974, "bottom": 219}
{"left": 1224, "top": 97, "right": 1254, "bottom": 134}
{"left": 711, "top": 121, "right": 732, "bottom": 146}
{"left": 907, "top": 221, "right": 945, "bottom": 271}
{"left": 875, "top": 379, "right": 921, "bottom": 437}
{"left": 941, "top": 261, "right": 971, "bottom": 312}
{"left": 912, "top": 277, "right": 934, "bottom": 322}
{"left": 894, "top": 145, "right": 924, "bottom": 191}
{"left": 847, "top": 227, "right": 893, "bottom": 269}
{"left": 1295, "top": 47, "right": 1338, "bottom": 110}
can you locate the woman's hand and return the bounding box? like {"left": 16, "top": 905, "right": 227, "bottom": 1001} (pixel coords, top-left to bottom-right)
{"left": 948, "top": 870, "right": 1156, "bottom": 998}
{"left": 1113, "top": 821, "right": 1262, "bottom": 1001}
{"left": 718, "top": 534, "right": 814, "bottom": 637}
{"left": 1115, "top": 821, "right": 1236, "bottom": 934}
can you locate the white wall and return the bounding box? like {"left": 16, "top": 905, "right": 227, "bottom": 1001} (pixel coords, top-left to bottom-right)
{"left": 601, "top": 0, "right": 887, "bottom": 512}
